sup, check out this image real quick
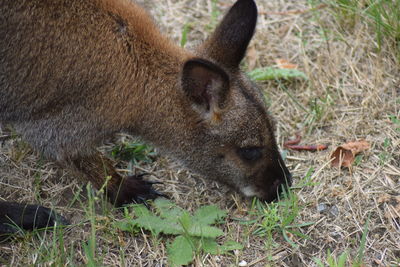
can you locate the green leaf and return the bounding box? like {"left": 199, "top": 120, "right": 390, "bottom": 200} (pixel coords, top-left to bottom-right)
{"left": 219, "top": 240, "right": 243, "bottom": 253}
{"left": 180, "top": 23, "right": 192, "bottom": 48}
{"left": 337, "top": 251, "right": 348, "bottom": 267}
{"left": 154, "top": 198, "right": 185, "bottom": 220}
{"left": 132, "top": 215, "right": 182, "bottom": 235}
{"left": 200, "top": 238, "right": 219, "bottom": 255}
{"left": 312, "top": 257, "right": 325, "bottom": 267}
{"left": 192, "top": 205, "right": 227, "bottom": 225}
{"left": 248, "top": 67, "right": 308, "bottom": 81}
{"left": 132, "top": 204, "right": 151, "bottom": 217}
{"left": 168, "top": 236, "right": 194, "bottom": 267}
{"left": 188, "top": 224, "right": 224, "bottom": 238}
{"left": 179, "top": 211, "right": 193, "bottom": 231}
{"left": 355, "top": 217, "right": 370, "bottom": 265}
{"left": 113, "top": 220, "right": 138, "bottom": 233}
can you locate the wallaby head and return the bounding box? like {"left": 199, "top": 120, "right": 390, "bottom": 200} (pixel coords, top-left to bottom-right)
{"left": 153, "top": 0, "right": 292, "bottom": 201}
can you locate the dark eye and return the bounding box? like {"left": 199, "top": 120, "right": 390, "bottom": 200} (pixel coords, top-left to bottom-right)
{"left": 237, "top": 147, "right": 263, "bottom": 161}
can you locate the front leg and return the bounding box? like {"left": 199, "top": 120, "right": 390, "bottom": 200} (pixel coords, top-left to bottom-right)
{"left": 69, "top": 152, "right": 164, "bottom": 206}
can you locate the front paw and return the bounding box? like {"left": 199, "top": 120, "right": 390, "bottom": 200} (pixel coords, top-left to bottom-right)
{"left": 110, "top": 175, "right": 167, "bottom": 207}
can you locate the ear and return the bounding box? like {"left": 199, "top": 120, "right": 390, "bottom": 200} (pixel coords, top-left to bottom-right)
{"left": 198, "top": 0, "right": 257, "bottom": 68}
{"left": 181, "top": 59, "right": 230, "bottom": 121}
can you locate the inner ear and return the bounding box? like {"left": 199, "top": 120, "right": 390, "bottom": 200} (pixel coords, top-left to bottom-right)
{"left": 181, "top": 58, "right": 230, "bottom": 114}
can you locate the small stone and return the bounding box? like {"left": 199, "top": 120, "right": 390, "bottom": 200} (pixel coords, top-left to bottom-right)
{"left": 238, "top": 260, "right": 248, "bottom": 266}
{"left": 317, "top": 203, "right": 328, "bottom": 213}
{"left": 329, "top": 205, "right": 339, "bottom": 216}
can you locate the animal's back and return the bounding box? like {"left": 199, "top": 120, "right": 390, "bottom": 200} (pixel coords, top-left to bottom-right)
{"left": 0, "top": 0, "right": 179, "bottom": 122}
{"left": 0, "top": 0, "right": 184, "bottom": 159}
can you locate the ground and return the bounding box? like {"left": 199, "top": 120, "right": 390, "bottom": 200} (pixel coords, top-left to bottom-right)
{"left": 0, "top": 0, "right": 399, "bottom": 266}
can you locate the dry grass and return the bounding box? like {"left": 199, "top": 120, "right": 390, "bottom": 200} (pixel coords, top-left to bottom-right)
{"left": 1, "top": 0, "right": 399, "bottom": 266}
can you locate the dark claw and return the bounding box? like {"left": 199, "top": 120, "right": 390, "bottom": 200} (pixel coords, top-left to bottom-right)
{"left": 47, "top": 209, "right": 70, "bottom": 227}
{"left": 135, "top": 173, "right": 146, "bottom": 180}
{"left": 146, "top": 180, "right": 163, "bottom": 185}
{"left": 113, "top": 174, "right": 167, "bottom": 207}
{"left": 149, "top": 189, "right": 169, "bottom": 198}
{"left": 135, "top": 196, "right": 150, "bottom": 209}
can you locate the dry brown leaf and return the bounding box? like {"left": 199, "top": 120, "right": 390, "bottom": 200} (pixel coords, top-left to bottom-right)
{"left": 330, "top": 140, "right": 370, "bottom": 168}
{"left": 275, "top": 58, "right": 298, "bottom": 69}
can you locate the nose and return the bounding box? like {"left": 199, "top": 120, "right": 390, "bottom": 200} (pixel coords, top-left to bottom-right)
{"left": 261, "top": 162, "right": 292, "bottom": 202}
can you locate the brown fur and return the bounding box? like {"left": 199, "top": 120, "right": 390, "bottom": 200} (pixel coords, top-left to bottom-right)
{"left": 0, "top": 0, "right": 291, "bottom": 210}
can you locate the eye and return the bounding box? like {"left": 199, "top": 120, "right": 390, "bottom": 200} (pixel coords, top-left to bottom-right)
{"left": 237, "top": 147, "right": 263, "bottom": 161}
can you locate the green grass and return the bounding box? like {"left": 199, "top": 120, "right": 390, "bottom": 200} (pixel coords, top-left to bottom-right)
{"left": 180, "top": 23, "right": 192, "bottom": 48}
{"left": 329, "top": 0, "right": 400, "bottom": 61}
{"left": 313, "top": 216, "right": 370, "bottom": 267}
{"left": 378, "top": 137, "right": 392, "bottom": 165}
{"left": 389, "top": 114, "right": 400, "bottom": 132}
{"left": 239, "top": 169, "right": 316, "bottom": 254}
{"left": 81, "top": 184, "right": 103, "bottom": 267}
{"left": 110, "top": 140, "right": 155, "bottom": 163}
{"left": 304, "top": 93, "right": 335, "bottom": 133}
{"left": 251, "top": 190, "right": 313, "bottom": 249}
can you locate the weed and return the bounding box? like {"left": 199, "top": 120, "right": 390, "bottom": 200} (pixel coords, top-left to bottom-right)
{"left": 249, "top": 185, "right": 313, "bottom": 249}
{"left": 82, "top": 184, "right": 103, "bottom": 266}
{"left": 248, "top": 67, "right": 308, "bottom": 81}
{"left": 314, "top": 249, "right": 349, "bottom": 267}
{"left": 180, "top": 23, "right": 192, "bottom": 48}
{"left": 378, "top": 137, "right": 392, "bottom": 165}
{"left": 304, "top": 93, "right": 334, "bottom": 133}
{"left": 291, "top": 167, "right": 319, "bottom": 189}
{"left": 353, "top": 154, "right": 364, "bottom": 166}
{"left": 32, "top": 159, "right": 45, "bottom": 202}
{"left": 389, "top": 114, "right": 400, "bottom": 132}
{"left": 111, "top": 140, "right": 155, "bottom": 163}
{"left": 20, "top": 225, "right": 73, "bottom": 266}
{"left": 329, "top": 0, "right": 360, "bottom": 29}
{"left": 113, "top": 198, "right": 242, "bottom": 267}
{"left": 363, "top": 0, "right": 400, "bottom": 55}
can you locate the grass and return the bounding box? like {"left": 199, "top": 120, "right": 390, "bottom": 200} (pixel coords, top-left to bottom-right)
{"left": 328, "top": 0, "right": 400, "bottom": 61}
{"left": 110, "top": 139, "right": 155, "bottom": 164}
{"left": 313, "top": 216, "right": 370, "bottom": 267}
{"left": 1, "top": 0, "right": 400, "bottom": 266}
{"left": 250, "top": 186, "right": 313, "bottom": 250}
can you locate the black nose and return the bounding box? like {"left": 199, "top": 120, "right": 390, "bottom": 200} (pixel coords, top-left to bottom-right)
{"left": 262, "top": 168, "right": 292, "bottom": 203}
